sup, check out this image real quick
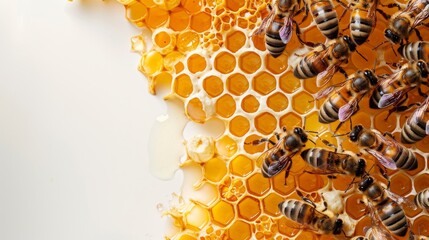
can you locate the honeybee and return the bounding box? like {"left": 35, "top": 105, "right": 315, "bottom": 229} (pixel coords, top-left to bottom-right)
{"left": 307, "top": 0, "right": 339, "bottom": 40}
{"left": 385, "top": 0, "right": 429, "bottom": 44}
{"left": 349, "top": 125, "right": 418, "bottom": 170}
{"left": 317, "top": 69, "right": 378, "bottom": 124}
{"left": 398, "top": 41, "right": 429, "bottom": 62}
{"left": 401, "top": 96, "right": 429, "bottom": 144}
{"left": 253, "top": 0, "right": 302, "bottom": 58}
{"left": 248, "top": 127, "right": 308, "bottom": 180}
{"left": 369, "top": 60, "right": 429, "bottom": 110}
{"left": 414, "top": 188, "right": 429, "bottom": 210}
{"left": 346, "top": 0, "right": 380, "bottom": 45}
{"left": 278, "top": 199, "right": 344, "bottom": 235}
{"left": 359, "top": 175, "right": 415, "bottom": 238}
{"left": 294, "top": 35, "right": 357, "bottom": 87}
{"left": 300, "top": 147, "right": 367, "bottom": 177}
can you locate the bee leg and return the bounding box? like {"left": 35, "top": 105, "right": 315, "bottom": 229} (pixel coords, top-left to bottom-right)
{"left": 378, "top": 165, "right": 391, "bottom": 189}
{"left": 414, "top": 28, "right": 424, "bottom": 41}
{"left": 321, "top": 139, "right": 338, "bottom": 152}
{"left": 382, "top": 132, "right": 395, "bottom": 139}
{"left": 284, "top": 160, "right": 293, "bottom": 185}
{"left": 338, "top": 67, "right": 348, "bottom": 79}
{"left": 376, "top": 9, "right": 391, "bottom": 21}
{"left": 297, "top": 1, "right": 310, "bottom": 25}
{"left": 335, "top": 0, "right": 349, "bottom": 22}
{"left": 245, "top": 137, "right": 276, "bottom": 146}
{"left": 293, "top": 20, "right": 318, "bottom": 48}
{"left": 380, "top": 2, "right": 402, "bottom": 10}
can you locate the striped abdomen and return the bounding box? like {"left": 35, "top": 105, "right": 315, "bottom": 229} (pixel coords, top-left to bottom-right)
{"left": 390, "top": 146, "right": 418, "bottom": 170}
{"left": 369, "top": 84, "right": 388, "bottom": 109}
{"left": 294, "top": 52, "right": 329, "bottom": 79}
{"left": 310, "top": 0, "right": 339, "bottom": 39}
{"left": 265, "top": 20, "right": 286, "bottom": 58}
{"left": 278, "top": 199, "right": 312, "bottom": 225}
{"left": 350, "top": 9, "right": 374, "bottom": 45}
{"left": 401, "top": 118, "right": 427, "bottom": 144}
{"left": 415, "top": 188, "right": 429, "bottom": 210}
{"left": 377, "top": 201, "right": 409, "bottom": 237}
{"left": 301, "top": 148, "right": 351, "bottom": 173}
{"left": 319, "top": 88, "right": 353, "bottom": 123}
{"left": 398, "top": 41, "right": 429, "bottom": 62}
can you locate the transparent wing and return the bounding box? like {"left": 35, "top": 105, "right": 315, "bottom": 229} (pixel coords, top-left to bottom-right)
{"left": 386, "top": 190, "right": 418, "bottom": 210}
{"left": 410, "top": 96, "right": 429, "bottom": 134}
{"left": 265, "top": 154, "right": 292, "bottom": 177}
{"left": 315, "top": 79, "right": 349, "bottom": 100}
{"left": 411, "top": 3, "right": 429, "bottom": 28}
{"left": 338, "top": 99, "right": 358, "bottom": 122}
{"left": 366, "top": 203, "right": 396, "bottom": 240}
{"left": 251, "top": 10, "right": 275, "bottom": 37}
{"left": 378, "top": 90, "right": 406, "bottom": 108}
{"left": 366, "top": 148, "right": 398, "bottom": 170}
{"left": 279, "top": 17, "right": 293, "bottom": 44}
{"left": 316, "top": 64, "right": 338, "bottom": 87}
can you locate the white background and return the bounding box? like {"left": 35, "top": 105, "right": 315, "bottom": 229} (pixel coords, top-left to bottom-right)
{"left": 0, "top": 0, "right": 183, "bottom": 239}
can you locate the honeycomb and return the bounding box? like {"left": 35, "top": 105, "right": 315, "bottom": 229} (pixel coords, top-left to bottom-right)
{"left": 111, "top": 0, "right": 429, "bottom": 239}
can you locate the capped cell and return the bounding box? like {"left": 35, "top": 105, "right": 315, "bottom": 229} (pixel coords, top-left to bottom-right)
{"left": 239, "top": 51, "right": 261, "bottom": 74}
{"left": 267, "top": 92, "right": 288, "bottom": 112}
{"left": 255, "top": 112, "right": 277, "bottom": 135}
{"left": 226, "top": 31, "right": 246, "bottom": 53}
{"left": 252, "top": 71, "right": 276, "bottom": 95}
{"left": 226, "top": 73, "right": 249, "bottom": 96}
{"left": 238, "top": 196, "right": 261, "bottom": 221}
{"left": 246, "top": 173, "right": 271, "bottom": 197}
{"left": 214, "top": 52, "right": 236, "bottom": 74}
{"left": 203, "top": 75, "right": 224, "bottom": 98}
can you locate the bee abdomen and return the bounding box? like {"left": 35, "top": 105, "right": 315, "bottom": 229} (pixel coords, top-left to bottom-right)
{"left": 369, "top": 86, "right": 383, "bottom": 109}
{"left": 278, "top": 199, "right": 308, "bottom": 225}
{"left": 398, "top": 41, "right": 429, "bottom": 62}
{"left": 301, "top": 148, "right": 325, "bottom": 168}
{"left": 265, "top": 22, "right": 286, "bottom": 58}
{"left": 294, "top": 56, "right": 320, "bottom": 79}
{"left": 312, "top": 4, "right": 338, "bottom": 39}
{"left": 394, "top": 147, "right": 418, "bottom": 170}
{"left": 401, "top": 121, "right": 426, "bottom": 144}
{"left": 414, "top": 188, "right": 429, "bottom": 210}
{"left": 319, "top": 99, "right": 339, "bottom": 123}
{"left": 378, "top": 202, "right": 408, "bottom": 237}
{"left": 350, "top": 15, "right": 373, "bottom": 45}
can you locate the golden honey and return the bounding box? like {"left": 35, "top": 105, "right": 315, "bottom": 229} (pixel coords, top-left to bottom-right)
{"left": 105, "top": 0, "right": 429, "bottom": 239}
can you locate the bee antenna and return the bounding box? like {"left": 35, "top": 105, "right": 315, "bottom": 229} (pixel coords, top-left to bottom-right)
{"left": 372, "top": 40, "right": 388, "bottom": 50}
{"left": 344, "top": 176, "right": 357, "bottom": 193}
{"left": 308, "top": 138, "right": 317, "bottom": 146}
{"left": 367, "top": 164, "right": 376, "bottom": 174}
{"left": 355, "top": 49, "right": 368, "bottom": 62}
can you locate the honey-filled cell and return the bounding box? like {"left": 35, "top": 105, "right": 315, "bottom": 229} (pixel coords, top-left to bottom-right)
{"left": 292, "top": 91, "right": 314, "bottom": 114}
{"left": 146, "top": 6, "right": 169, "bottom": 29}
{"left": 412, "top": 215, "right": 429, "bottom": 237}
{"left": 279, "top": 112, "right": 302, "bottom": 130}
{"left": 126, "top": 1, "right": 148, "bottom": 26}
{"left": 241, "top": 95, "right": 260, "bottom": 113}
{"left": 227, "top": 220, "right": 252, "bottom": 240}
{"left": 295, "top": 231, "right": 317, "bottom": 240}
{"left": 267, "top": 92, "right": 288, "bottom": 112}
{"left": 226, "top": 73, "right": 249, "bottom": 96}
{"left": 229, "top": 115, "right": 250, "bottom": 137}
{"left": 243, "top": 134, "right": 265, "bottom": 154}
{"left": 246, "top": 173, "right": 271, "bottom": 197}
{"left": 255, "top": 112, "right": 277, "bottom": 135}
{"left": 203, "top": 157, "right": 227, "bottom": 183}
{"left": 187, "top": 54, "right": 206, "bottom": 74}
{"left": 277, "top": 217, "right": 300, "bottom": 238}
{"left": 332, "top": 174, "right": 354, "bottom": 192}
{"left": 251, "top": 34, "right": 266, "bottom": 51}
{"left": 225, "top": 0, "right": 245, "bottom": 11}
{"left": 263, "top": 193, "right": 283, "bottom": 217}
{"left": 230, "top": 154, "right": 254, "bottom": 177}
{"left": 181, "top": 0, "right": 202, "bottom": 14}
{"left": 345, "top": 193, "right": 366, "bottom": 220}
{"left": 297, "top": 172, "right": 326, "bottom": 192}
{"left": 216, "top": 94, "right": 236, "bottom": 118}
{"left": 390, "top": 172, "right": 412, "bottom": 196}
{"left": 177, "top": 31, "right": 200, "bottom": 53}
{"left": 414, "top": 173, "right": 429, "bottom": 192}
{"left": 239, "top": 51, "right": 262, "bottom": 74}
{"left": 373, "top": 110, "right": 397, "bottom": 133}
{"left": 210, "top": 200, "right": 235, "bottom": 227}
{"left": 416, "top": 135, "right": 429, "bottom": 152}
{"left": 169, "top": 7, "right": 190, "bottom": 31}
{"left": 403, "top": 195, "right": 422, "bottom": 218}
{"left": 354, "top": 216, "right": 371, "bottom": 236}
{"left": 279, "top": 71, "right": 301, "bottom": 94}
{"left": 272, "top": 171, "right": 296, "bottom": 196}
{"left": 215, "top": 135, "right": 237, "bottom": 157}
{"left": 252, "top": 71, "right": 276, "bottom": 95}
{"left": 174, "top": 74, "right": 193, "bottom": 97}
{"left": 203, "top": 75, "right": 224, "bottom": 98}
{"left": 186, "top": 98, "right": 206, "bottom": 123}
{"left": 266, "top": 54, "right": 288, "bottom": 75}
{"left": 190, "top": 12, "right": 212, "bottom": 33}
{"left": 237, "top": 196, "right": 261, "bottom": 221}
{"left": 226, "top": 30, "right": 246, "bottom": 53}
{"left": 214, "top": 52, "right": 236, "bottom": 74}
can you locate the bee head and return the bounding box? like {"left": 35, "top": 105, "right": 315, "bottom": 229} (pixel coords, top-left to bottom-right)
{"left": 384, "top": 28, "right": 401, "bottom": 44}
{"left": 356, "top": 159, "right": 367, "bottom": 177}
{"left": 343, "top": 35, "right": 356, "bottom": 52}
{"left": 294, "top": 127, "right": 308, "bottom": 143}
{"left": 358, "top": 176, "right": 374, "bottom": 192}
{"left": 349, "top": 125, "right": 363, "bottom": 142}
{"left": 333, "top": 218, "right": 343, "bottom": 235}
{"left": 417, "top": 60, "right": 429, "bottom": 78}
{"left": 364, "top": 69, "right": 378, "bottom": 86}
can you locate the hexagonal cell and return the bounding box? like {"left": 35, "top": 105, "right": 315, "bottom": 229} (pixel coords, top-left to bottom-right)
{"left": 230, "top": 155, "right": 254, "bottom": 177}
{"left": 226, "top": 31, "right": 246, "bottom": 53}
{"left": 403, "top": 195, "right": 422, "bottom": 218}
{"left": 190, "top": 12, "right": 212, "bottom": 32}
{"left": 226, "top": 73, "right": 249, "bottom": 96}
{"left": 272, "top": 171, "right": 296, "bottom": 195}
{"left": 297, "top": 172, "right": 325, "bottom": 192}
{"left": 186, "top": 98, "right": 206, "bottom": 123}
{"left": 279, "top": 71, "right": 301, "bottom": 94}
{"left": 246, "top": 173, "right": 271, "bottom": 196}
{"left": 229, "top": 115, "right": 250, "bottom": 137}
{"left": 177, "top": 31, "right": 200, "bottom": 53}
{"left": 373, "top": 110, "right": 397, "bottom": 133}
{"left": 216, "top": 94, "right": 236, "bottom": 118}
{"left": 239, "top": 52, "right": 261, "bottom": 74}
{"left": 210, "top": 200, "right": 235, "bottom": 227}
{"left": 267, "top": 92, "right": 288, "bottom": 112}
{"left": 416, "top": 134, "right": 429, "bottom": 152}
{"left": 237, "top": 196, "right": 261, "bottom": 221}
{"left": 255, "top": 112, "right": 277, "bottom": 135}
{"left": 204, "top": 157, "right": 227, "bottom": 182}
{"left": 332, "top": 174, "right": 354, "bottom": 191}
{"left": 185, "top": 204, "right": 209, "bottom": 231}
{"left": 351, "top": 111, "right": 372, "bottom": 129}
{"left": 187, "top": 54, "right": 206, "bottom": 73}
{"left": 241, "top": 95, "right": 260, "bottom": 113}
{"left": 126, "top": 2, "right": 147, "bottom": 26}
{"left": 153, "top": 30, "right": 175, "bottom": 54}
{"left": 141, "top": 51, "right": 163, "bottom": 75}
{"left": 228, "top": 220, "right": 252, "bottom": 240}
{"left": 263, "top": 193, "right": 283, "bottom": 217}
{"left": 181, "top": 0, "right": 202, "bottom": 14}
{"left": 345, "top": 193, "right": 366, "bottom": 220}
{"left": 252, "top": 71, "right": 276, "bottom": 95}
{"left": 351, "top": 45, "right": 376, "bottom": 70}
{"left": 292, "top": 91, "right": 314, "bottom": 114}
{"left": 390, "top": 172, "right": 412, "bottom": 196}
{"left": 279, "top": 112, "right": 302, "bottom": 129}
{"left": 203, "top": 75, "right": 224, "bottom": 98}
{"left": 243, "top": 134, "right": 265, "bottom": 154}
{"left": 304, "top": 110, "right": 328, "bottom": 134}
{"left": 220, "top": 177, "right": 246, "bottom": 202}
{"left": 265, "top": 54, "right": 288, "bottom": 74}
{"left": 414, "top": 173, "right": 429, "bottom": 192}
{"left": 412, "top": 215, "right": 429, "bottom": 237}
{"left": 296, "top": 231, "right": 317, "bottom": 240}
{"left": 176, "top": 234, "right": 197, "bottom": 240}
{"left": 146, "top": 6, "right": 169, "bottom": 29}
{"left": 278, "top": 217, "right": 300, "bottom": 238}
{"left": 354, "top": 216, "right": 371, "bottom": 236}
{"left": 216, "top": 135, "right": 237, "bottom": 157}
{"left": 214, "top": 52, "right": 236, "bottom": 74}
{"left": 169, "top": 7, "right": 190, "bottom": 31}
{"left": 226, "top": 0, "right": 245, "bottom": 11}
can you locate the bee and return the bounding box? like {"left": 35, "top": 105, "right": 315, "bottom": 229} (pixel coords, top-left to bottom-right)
{"left": 307, "top": 0, "right": 339, "bottom": 40}
{"left": 248, "top": 127, "right": 308, "bottom": 180}
{"left": 358, "top": 175, "right": 415, "bottom": 238}
{"left": 347, "top": 0, "right": 380, "bottom": 45}
{"left": 300, "top": 147, "right": 367, "bottom": 177}
{"left": 369, "top": 60, "right": 429, "bottom": 110}
{"left": 317, "top": 69, "right": 378, "bottom": 124}
{"left": 293, "top": 35, "right": 357, "bottom": 87}
{"left": 398, "top": 41, "right": 429, "bottom": 62}
{"left": 384, "top": 0, "right": 429, "bottom": 44}
{"left": 278, "top": 199, "right": 344, "bottom": 235}
{"left": 253, "top": 0, "right": 302, "bottom": 58}
{"left": 414, "top": 188, "right": 429, "bottom": 210}
{"left": 401, "top": 96, "right": 429, "bottom": 144}
{"left": 349, "top": 125, "right": 418, "bottom": 170}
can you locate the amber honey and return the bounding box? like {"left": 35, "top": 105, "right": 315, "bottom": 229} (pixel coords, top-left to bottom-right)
{"left": 111, "top": 0, "right": 429, "bottom": 238}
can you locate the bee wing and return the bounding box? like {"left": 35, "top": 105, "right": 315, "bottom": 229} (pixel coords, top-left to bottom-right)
{"left": 377, "top": 89, "right": 406, "bottom": 108}
{"left": 411, "top": 3, "right": 429, "bottom": 28}
{"left": 279, "top": 16, "right": 293, "bottom": 44}
{"left": 315, "top": 79, "right": 349, "bottom": 100}
{"left": 366, "top": 148, "right": 398, "bottom": 170}
{"left": 251, "top": 10, "right": 275, "bottom": 37}
{"left": 409, "top": 96, "right": 429, "bottom": 134}
{"left": 385, "top": 190, "right": 418, "bottom": 210}
{"left": 366, "top": 203, "right": 396, "bottom": 240}
{"left": 256, "top": 138, "right": 283, "bottom": 165}
{"left": 316, "top": 64, "right": 338, "bottom": 87}
{"left": 338, "top": 99, "right": 358, "bottom": 122}
{"left": 266, "top": 154, "right": 292, "bottom": 177}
